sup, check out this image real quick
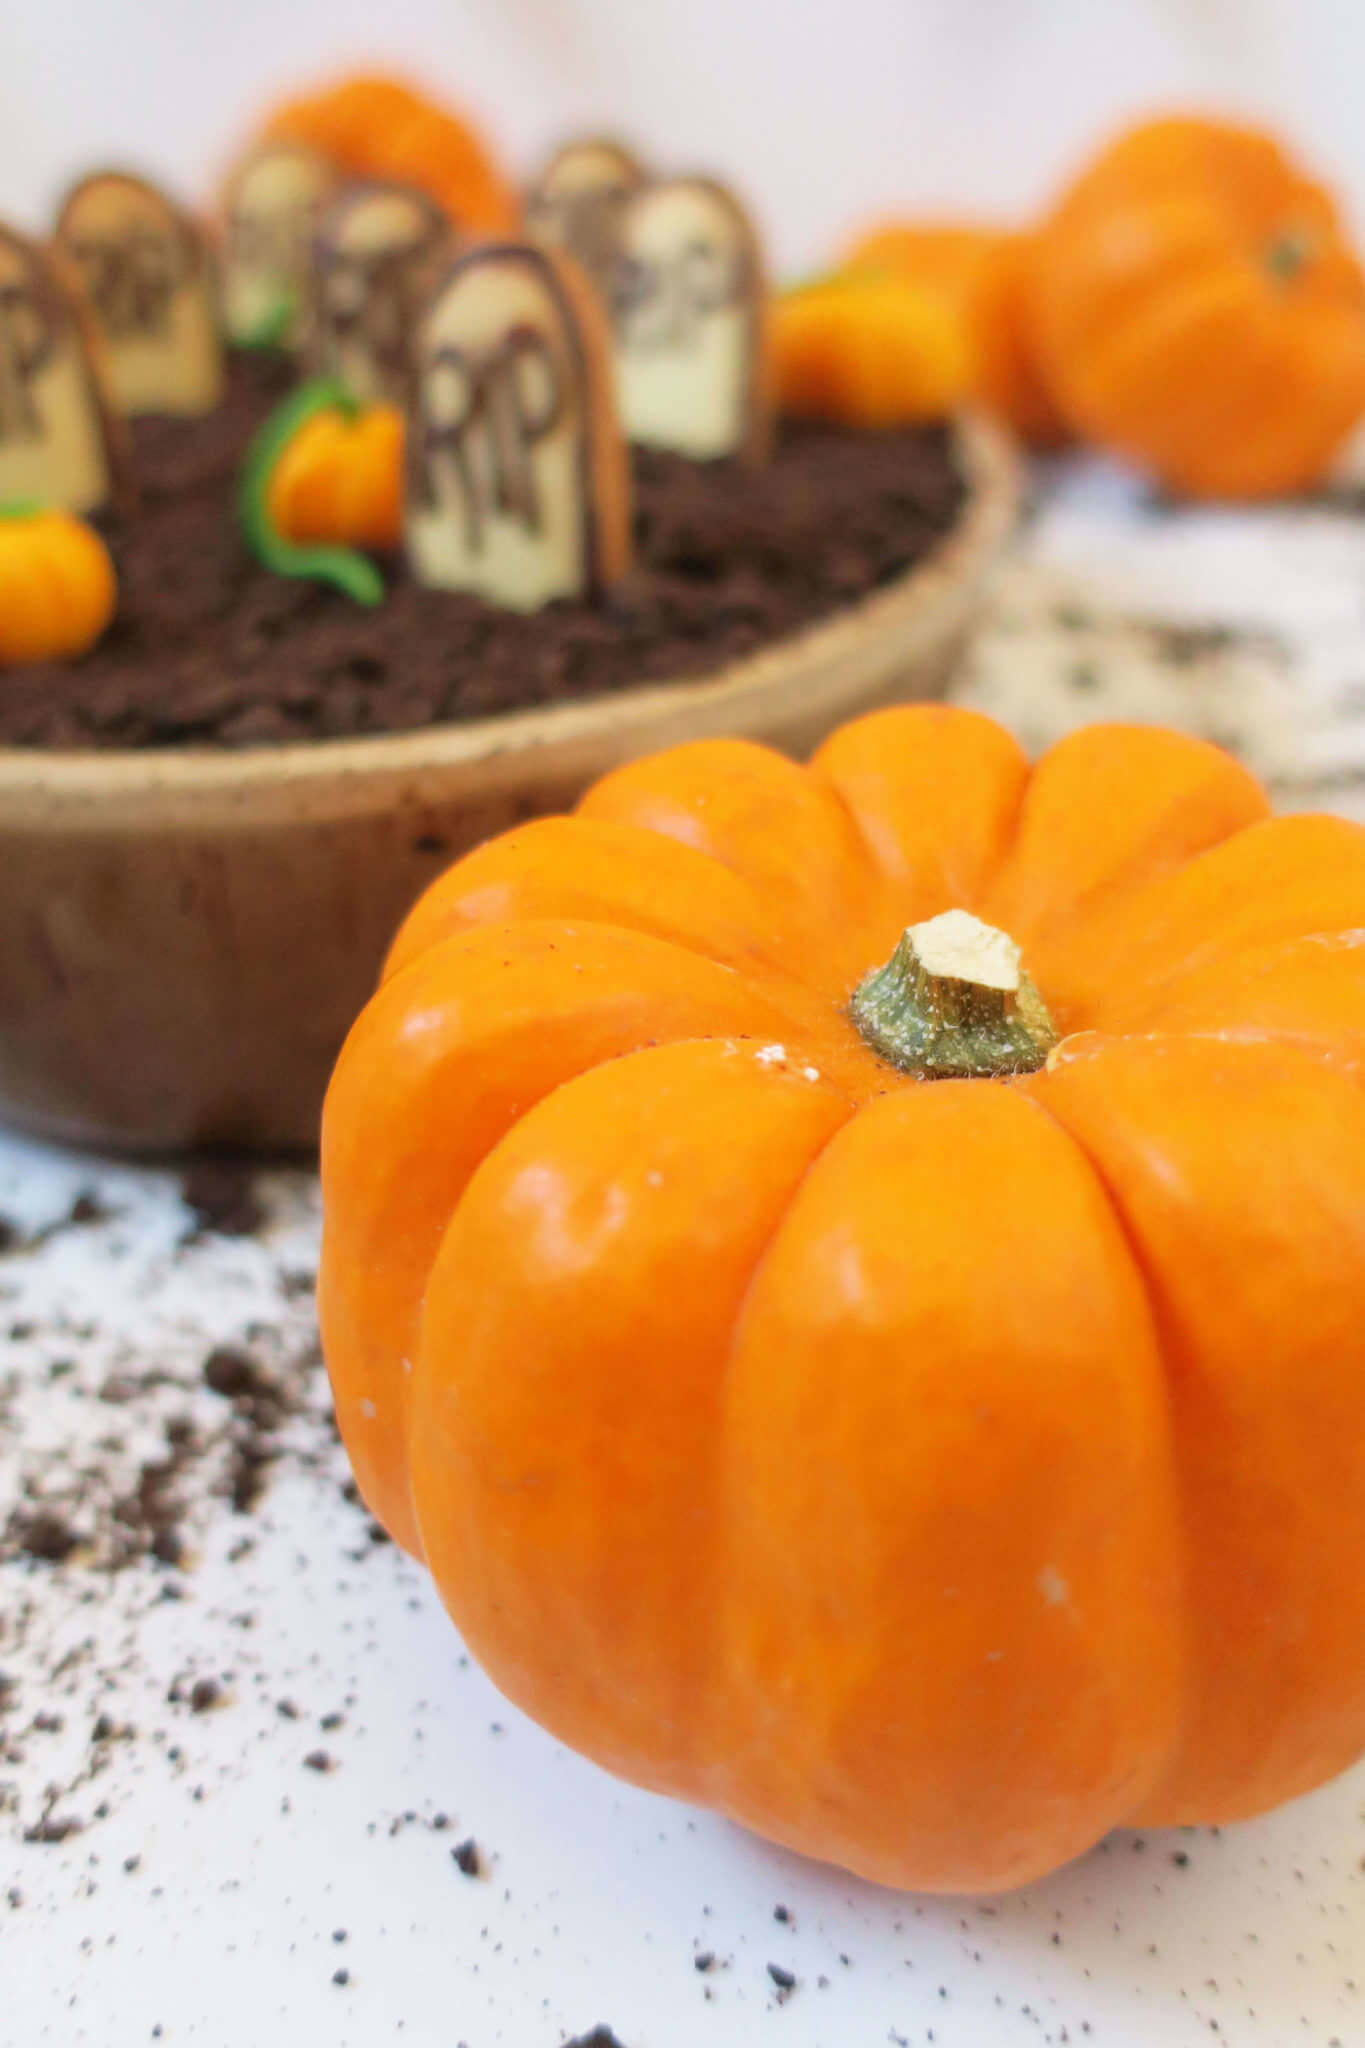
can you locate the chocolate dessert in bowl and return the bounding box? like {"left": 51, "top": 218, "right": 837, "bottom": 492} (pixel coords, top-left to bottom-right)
{"left": 0, "top": 82, "right": 1016, "bottom": 1153}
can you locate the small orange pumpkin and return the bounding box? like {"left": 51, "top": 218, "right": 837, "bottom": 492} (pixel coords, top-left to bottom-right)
{"left": 0, "top": 506, "right": 116, "bottom": 665}
{"left": 320, "top": 704, "right": 1365, "bottom": 1893}
{"left": 842, "top": 222, "right": 1068, "bottom": 445}
{"left": 1027, "top": 114, "right": 1365, "bottom": 497}
{"left": 772, "top": 274, "right": 974, "bottom": 428}
{"left": 263, "top": 71, "right": 517, "bottom": 236}
{"left": 265, "top": 399, "right": 403, "bottom": 552}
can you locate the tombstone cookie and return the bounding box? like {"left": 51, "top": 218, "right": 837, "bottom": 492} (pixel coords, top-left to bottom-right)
{"left": 610, "top": 178, "right": 772, "bottom": 464}
{"left": 54, "top": 171, "right": 224, "bottom": 416}
{"left": 0, "top": 223, "right": 117, "bottom": 513}
{"left": 220, "top": 140, "right": 337, "bottom": 349}
{"left": 407, "top": 242, "right": 631, "bottom": 611}
{"left": 311, "top": 183, "right": 452, "bottom": 406}
{"left": 523, "top": 137, "right": 646, "bottom": 293}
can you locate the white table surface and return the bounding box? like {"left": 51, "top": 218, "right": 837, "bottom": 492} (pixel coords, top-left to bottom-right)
{"left": 7, "top": 461, "right": 1365, "bottom": 2048}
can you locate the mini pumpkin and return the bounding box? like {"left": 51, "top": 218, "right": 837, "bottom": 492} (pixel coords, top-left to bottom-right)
{"left": 1027, "top": 114, "right": 1365, "bottom": 497}
{"left": 263, "top": 72, "right": 517, "bottom": 235}
{"left": 0, "top": 505, "right": 116, "bottom": 665}
{"left": 842, "top": 221, "right": 1068, "bottom": 445}
{"left": 240, "top": 378, "right": 387, "bottom": 604}
{"left": 265, "top": 396, "right": 403, "bottom": 552}
{"left": 320, "top": 705, "right": 1365, "bottom": 1892}
{"left": 772, "top": 273, "right": 974, "bottom": 428}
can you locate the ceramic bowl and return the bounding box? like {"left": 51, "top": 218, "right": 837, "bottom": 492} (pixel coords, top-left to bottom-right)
{"left": 0, "top": 411, "right": 1018, "bottom": 1153}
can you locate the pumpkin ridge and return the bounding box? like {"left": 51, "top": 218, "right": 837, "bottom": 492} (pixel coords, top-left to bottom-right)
{"left": 384, "top": 814, "right": 815, "bottom": 991}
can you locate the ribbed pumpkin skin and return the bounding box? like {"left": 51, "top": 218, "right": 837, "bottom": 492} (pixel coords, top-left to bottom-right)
{"left": 1027, "top": 115, "right": 1365, "bottom": 497}
{"left": 320, "top": 704, "right": 1365, "bottom": 1891}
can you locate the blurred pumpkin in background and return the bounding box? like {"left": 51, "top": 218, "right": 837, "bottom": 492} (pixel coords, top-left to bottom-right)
{"left": 772, "top": 271, "right": 975, "bottom": 428}
{"left": 263, "top": 71, "right": 518, "bottom": 236}
{"left": 842, "top": 222, "right": 1068, "bottom": 446}
{"left": 1027, "top": 114, "right": 1365, "bottom": 498}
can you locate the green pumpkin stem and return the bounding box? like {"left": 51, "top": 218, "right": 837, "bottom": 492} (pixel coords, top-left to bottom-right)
{"left": 849, "top": 910, "right": 1057, "bottom": 1079}
{"left": 239, "top": 376, "right": 385, "bottom": 607}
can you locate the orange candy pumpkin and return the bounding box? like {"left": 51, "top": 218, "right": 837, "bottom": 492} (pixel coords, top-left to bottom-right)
{"left": 843, "top": 221, "right": 1068, "bottom": 445}
{"left": 320, "top": 704, "right": 1365, "bottom": 1891}
{"left": 0, "top": 507, "right": 116, "bottom": 665}
{"left": 1028, "top": 114, "right": 1365, "bottom": 497}
{"left": 265, "top": 400, "right": 403, "bottom": 552}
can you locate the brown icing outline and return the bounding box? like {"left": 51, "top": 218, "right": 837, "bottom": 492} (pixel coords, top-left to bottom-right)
{"left": 217, "top": 138, "right": 340, "bottom": 339}
{"left": 524, "top": 136, "right": 647, "bottom": 218}
{"left": 311, "top": 179, "right": 454, "bottom": 405}
{"left": 0, "top": 220, "right": 129, "bottom": 514}
{"left": 55, "top": 169, "right": 214, "bottom": 296}
{"left": 406, "top": 239, "right": 630, "bottom": 601}
{"left": 614, "top": 174, "right": 773, "bottom": 468}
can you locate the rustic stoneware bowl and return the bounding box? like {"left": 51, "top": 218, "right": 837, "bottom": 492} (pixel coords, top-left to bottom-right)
{"left": 0, "top": 412, "right": 1018, "bottom": 1154}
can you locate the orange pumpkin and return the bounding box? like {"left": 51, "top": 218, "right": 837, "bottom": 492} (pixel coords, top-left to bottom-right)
{"left": 772, "top": 273, "right": 974, "bottom": 428}
{"left": 1027, "top": 114, "right": 1365, "bottom": 497}
{"left": 843, "top": 222, "right": 1068, "bottom": 445}
{"left": 263, "top": 71, "right": 517, "bottom": 236}
{"left": 0, "top": 506, "right": 116, "bottom": 664}
{"left": 265, "top": 399, "right": 403, "bottom": 552}
{"left": 320, "top": 704, "right": 1365, "bottom": 1892}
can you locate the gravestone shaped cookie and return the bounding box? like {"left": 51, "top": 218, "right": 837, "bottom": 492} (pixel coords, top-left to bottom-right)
{"left": 220, "top": 141, "right": 337, "bottom": 349}
{"left": 312, "top": 183, "right": 452, "bottom": 406}
{"left": 610, "top": 177, "right": 771, "bottom": 464}
{"left": 0, "top": 223, "right": 116, "bottom": 512}
{"left": 407, "top": 242, "right": 631, "bottom": 611}
{"left": 54, "top": 171, "right": 224, "bottom": 416}
{"left": 524, "top": 137, "right": 646, "bottom": 294}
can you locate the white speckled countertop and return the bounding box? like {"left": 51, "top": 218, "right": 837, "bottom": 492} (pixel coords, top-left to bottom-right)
{"left": 7, "top": 458, "right": 1365, "bottom": 2048}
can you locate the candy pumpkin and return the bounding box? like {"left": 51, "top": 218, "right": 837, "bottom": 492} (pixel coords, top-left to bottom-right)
{"left": 320, "top": 705, "right": 1365, "bottom": 1892}
{"left": 264, "top": 393, "right": 402, "bottom": 552}
{"left": 0, "top": 505, "right": 116, "bottom": 664}
{"left": 843, "top": 222, "right": 1067, "bottom": 445}
{"left": 772, "top": 273, "right": 974, "bottom": 428}
{"left": 240, "top": 379, "right": 387, "bottom": 603}
{"left": 1028, "top": 114, "right": 1365, "bottom": 497}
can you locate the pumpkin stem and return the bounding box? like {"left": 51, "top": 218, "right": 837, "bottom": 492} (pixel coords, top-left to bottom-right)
{"left": 1264, "top": 228, "right": 1315, "bottom": 284}
{"left": 849, "top": 909, "right": 1057, "bottom": 1079}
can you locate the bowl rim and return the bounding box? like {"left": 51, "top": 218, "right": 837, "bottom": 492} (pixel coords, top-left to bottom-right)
{"left": 0, "top": 410, "right": 1018, "bottom": 817}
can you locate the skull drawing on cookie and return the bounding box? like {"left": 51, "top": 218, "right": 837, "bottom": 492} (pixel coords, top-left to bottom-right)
{"left": 609, "top": 178, "right": 772, "bottom": 463}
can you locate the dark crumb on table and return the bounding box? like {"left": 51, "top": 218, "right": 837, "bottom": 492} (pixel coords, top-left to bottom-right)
{"left": 9, "top": 1509, "right": 83, "bottom": 1564}
{"left": 693, "top": 1950, "right": 715, "bottom": 1972}
{"left": 302, "top": 1749, "right": 335, "bottom": 1773}
{"left": 180, "top": 1160, "right": 267, "bottom": 1240}
{"left": 767, "top": 1962, "right": 797, "bottom": 1993}
{"left": 450, "top": 1836, "right": 482, "bottom": 1877}
{"left": 201, "top": 1345, "right": 266, "bottom": 1399}
{"left": 331, "top": 1967, "right": 350, "bottom": 1987}
{"left": 773, "top": 1902, "right": 793, "bottom": 1925}
{"left": 564, "top": 2031, "right": 630, "bottom": 2048}
{"left": 1, "top": 352, "right": 967, "bottom": 752}
{"left": 188, "top": 1677, "right": 223, "bottom": 1714}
